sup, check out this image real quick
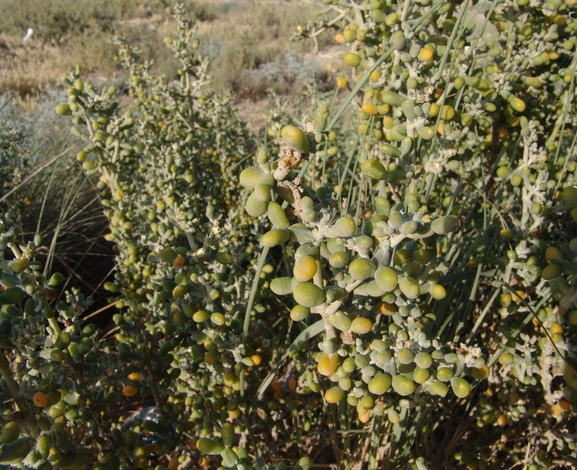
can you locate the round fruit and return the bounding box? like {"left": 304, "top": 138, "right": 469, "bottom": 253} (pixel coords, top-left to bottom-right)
{"left": 270, "top": 277, "right": 294, "bottom": 295}
{"left": 428, "top": 381, "right": 449, "bottom": 397}
{"left": 350, "top": 317, "right": 373, "bottom": 334}
{"left": 281, "top": 125, "right": 310, "bottom": 153}
{"left": 361, "top": 159, "right": 387, "bottom": 180}
{"left": 374, "top": 267, "right": 398, "bottom": 292}
{"left": 399, "top": 276, "right": 420, "bottom": 299}
{"left": 32, "top": 392, "right": 48, "bottom": 407}
{"left": 293, "top": 255, "right": 318, "bottom": 282}
{"left": 344, "top": 53, "right": 362, "bottom": 67}
{"left": 197, "top": 438, "right": 225, "bottom": 455}
{"left": 392, "top": 375, "right": 415, "bottom": 396}
{"left": 325, "top": 386, "right": 345, "bottom": 403}
{"left": 267, "top": 201, "right": 290, "bottom": 229}
{"left": 451, "top": 377, "right": 471, "bottom": 398}
{"left": 349, "top": 258, "right": 376, "bottom": 281}
{"left": 431, "top": 215, "right": 459, "bottom": 234}
{"left": 368, "top": 373, "right": 392, "bottom": 395}
{"left": 318, "top": 352, "right": 339, "bottom": 376}
{"left": 122, "top": 385, "right": 138, "bottom": 397}
{"left": 290, "top": 305, "right": 310, "bottom": 321}
{"left": 293, "top": 282, "right": 326, "bottom": 307}
{"left": 261, "top": 228, "right": 290, "bottom": 247}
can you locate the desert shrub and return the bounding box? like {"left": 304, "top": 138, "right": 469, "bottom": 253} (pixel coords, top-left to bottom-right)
{"left": 2, "top": 1, "right": 577, "bottom": 469}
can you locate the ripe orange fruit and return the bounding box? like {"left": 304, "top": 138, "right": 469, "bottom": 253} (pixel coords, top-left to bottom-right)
{"left": 122, "top": 385, "right": 138, "bottom": 397}
{"left": 33, "top": 391, "right": 48, "bottom": 407}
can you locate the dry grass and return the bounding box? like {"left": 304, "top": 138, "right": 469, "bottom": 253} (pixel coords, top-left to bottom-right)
{"left": 0, "top": 0, "right": 334, "bottom": 100}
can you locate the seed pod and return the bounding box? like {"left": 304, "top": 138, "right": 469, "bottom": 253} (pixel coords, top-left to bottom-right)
{"left": 197, "top": 438, "right": 225, "bottom": 455}
{"left": 281, "top": 125, "right": 310, "bottom": 153}
{"left": 351, "top": 317, "right": 373, "bottom": 334}
{"left": 349, "top": 259, "right": 376, "bottom": 281}
{"left": 325, "top": 386, "right": 345, "bottom": 403}
{"left": 451, "top": 377, "right": 471, "bottom": 398}
{"left": 392, "top": 375, "right": 415, "bottom": 396}
{"left": 293, "top": 255, "right": 318, "bottom": 282}
{"left": 361, "top": 159, "right": 387, "bottom": 180}
{"left": 240, "top": 168, "right": 265, "bottom": 188}
{"left": 368, "top": 373, "right": 392, "bottom": 395}
{"left": 245, "top": 192, "right": 268, "bottom": 217}
{"left": 270, "top": 277, "right": 294, "bottom": 295}
{"left": 318, "top": 352, "right": 339, "bottom": 376}
{"left": 431, "top": 215, "right": 458, "bottom": 234}
{"left": 293, "top": 282, "right": 325, "bottom": 307}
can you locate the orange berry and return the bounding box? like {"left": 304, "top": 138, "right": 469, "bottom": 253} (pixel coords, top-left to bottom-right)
{"left": 251, "top": 354, "right": 262, "bottom": 366}
{"left": 271, "top": 381, "right": 282, "bottom": 392}
{"left": 33, "top": 391, "right": 48, "bottom": 407}
{"left": 288, "top": 378, "right": 297, "bottom": 391}
{"left": 127, "top": 372, "right": 142, "bottom": 381}
{"left": 122, "top": 385, "right": 138, "bottom": 397}
{"left": 173, "top": 255, "right": 185, "bottom": 268}
{"left": 497, "top": 415, "right": 508, "bottom": 427}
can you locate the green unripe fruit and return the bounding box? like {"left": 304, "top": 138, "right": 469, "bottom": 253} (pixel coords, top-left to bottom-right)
{"left": 370, "top": 9, "right": 387, "bottom": 22}
{"left": 413, "top": 367, "right": 431, "bottom": 384}
{"left": 368, "top": 373, "right": 392, "bottom": 395}
{"left": 451, "top": 377, "right": 471, "bottom": 398}
{"left": 240, "top": 168, "right": 265, "bottom": 188}
{"left": 430, "top": 284, "right": 446, "bottom": 300}
{"left": 349, "top": 258, "right": 376, "bottom": 281}
{"left": 253, "top": 184, "right": 272, "bottom": 203}
{"left": 295, "top": 457, "right": 311, "bottom": 470}
{"left": 361, "top": 159, "right": 387, "bottom": 180}
{"left": 392, "top": 375, "right": 415, "bottom": 396}
{"left": 542, "top": 263, "right": 563, "bottom": 280}
{"left": 397, "top": 348, "right": 415, "bottom": 365}
{"left": 350, "top": 317, "right": 373, "bottom": 334}
{"left": 374, "top": 196, "right": 391, "bottom": 216}
{"left": 325, "top": 386, "right": 345, "bottom": 403}
{"left": 55, "top": 104, "right": 71, "bottom": 115}
{"left": 390, "top": 31, "right": 407, "bottom": 50}
{"left": 509, "top": 97, "right": 526, "bottom": 113}
{"left": 293, "top": 282, "right": 326, "bottom": 307}
{"left": 36, "top": 435, "right": 50, "bottom": 459}
{"left": 261, "top": 228, "right": 290, "bottom": 247}
{"left": 399, "top": 276, "right": 420, "bottom": 299}
{"left": 498, "top": 352, "right": 514, "bottom": 365}
{"left": 281, "top": 125, "right": 310, "bottom": 153}
{"left": 327, "top": 310, "right": 352, "bottom": 331}
{"left": 267, "top": 201, "right": 290, "bottom": 229}
{"left": 417, "top": 126, "right": 435, "bottom": 140}
{"left": 0, "top": 422, "right": 20, "bottom": 444}
{"left": 381, "top": 90, "right": 405, "bottom": 106}
{"left": 270, "top": 277, "right": 294, "bottom": 295}
{"left": 245, "top": 192, "right": 268, "bottom": 217}
{"left": 563, "top": 187, "right": 577, "bottom": 207}
{"left": 331, "top": 216, "right": 357, "bottom": 237}
{"left": 329, "top": 251, "right": 350, "bottom": 268}
{"left": 0, "top": 437, "right": 32, "bottom": 464}
{"left": 9, "top": 259, "right": 28, "bottom": 273}
{"left": 436, "top": 367, "right": 454, "bottom": 382}
{"left": 431, "top": 215, "right": 459, "bottom": 234}
{"left": 428, "top": 381, "right": 449, "bottom": 397}
{"left": 290, "top": 305, "right": 310, "bottom": 321}
{"left": 0, "top": 286, "right": 25, "bottom": 305}
{"left": 496, "top": 166, "right": 511, "bottom": 178}
{"left": 344, "top": 53, "right": 362, "bottom": 67}
{"left": 197, "top": 438, "right": 224, "bottom": 455}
